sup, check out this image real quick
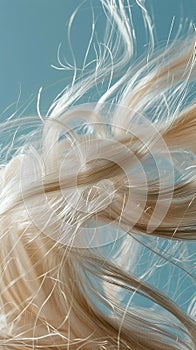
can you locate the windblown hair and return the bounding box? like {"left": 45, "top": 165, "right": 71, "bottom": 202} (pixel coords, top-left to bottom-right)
{"left": 0, "top": 1, "right": 195, "bottom": 349}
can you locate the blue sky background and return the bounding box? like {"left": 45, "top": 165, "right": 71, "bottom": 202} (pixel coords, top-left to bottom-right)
{"left": 0, "top": 0, "right": 195, "bottom": 317}
{"left": 0, "top": 0, "right": 195, "bottom": 117}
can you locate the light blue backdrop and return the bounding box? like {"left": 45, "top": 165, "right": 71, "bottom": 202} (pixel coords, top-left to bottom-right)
{"left": 0, "top": 0, "right": 195, "bottom": 319}
{"left": 0, "top": 0, "right": 195, "bottom": 116}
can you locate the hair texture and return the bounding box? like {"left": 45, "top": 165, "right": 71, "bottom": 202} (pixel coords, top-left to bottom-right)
{"left": 0, "top": 1, "right": 196, "bottom": 349}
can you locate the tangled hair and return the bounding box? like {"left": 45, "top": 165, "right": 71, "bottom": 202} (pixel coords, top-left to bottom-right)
{"left": 0, "top": 1, "right": 196, "bottom": 349}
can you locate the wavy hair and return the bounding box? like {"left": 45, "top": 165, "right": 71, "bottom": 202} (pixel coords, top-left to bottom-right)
{"left": 0, "top": 1, "right": 195, "bottom": 349}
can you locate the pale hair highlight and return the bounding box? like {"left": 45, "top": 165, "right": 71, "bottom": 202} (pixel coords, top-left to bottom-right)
{"left": 0, "top": 1, "right": 195, "bottom": 349}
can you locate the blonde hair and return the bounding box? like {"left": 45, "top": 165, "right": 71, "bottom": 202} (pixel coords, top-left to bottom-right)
{"left": 0, "top": 1, "right": 195, "bottom": 349}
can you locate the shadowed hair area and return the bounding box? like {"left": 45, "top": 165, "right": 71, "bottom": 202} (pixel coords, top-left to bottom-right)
{"left": 0, "top": 1, "right": 195, "bottom": 349}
